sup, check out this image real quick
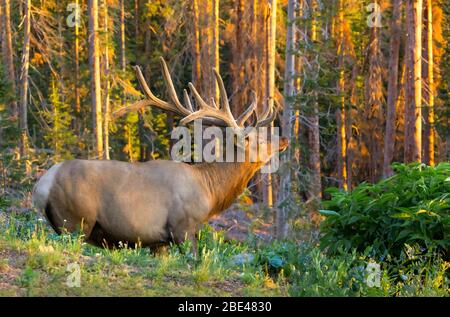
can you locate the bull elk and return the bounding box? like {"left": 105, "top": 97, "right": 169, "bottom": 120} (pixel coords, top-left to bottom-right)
{"left": 32, "top": 58, "right": 288, "bottom": 253}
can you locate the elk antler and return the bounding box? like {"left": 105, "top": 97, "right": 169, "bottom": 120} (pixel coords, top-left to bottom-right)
{"left": 181, "top": 71, "right": 277, "bottom": 130}
{"left": 113, "top": 57, "right": 276, "bottom": 130}
{"left": 113, "top": 58, "right": 192, "bottom": 118}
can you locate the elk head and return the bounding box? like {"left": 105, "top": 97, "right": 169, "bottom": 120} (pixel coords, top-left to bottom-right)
{"left": 33, "top": 58, "right": 288, "bottom": 255}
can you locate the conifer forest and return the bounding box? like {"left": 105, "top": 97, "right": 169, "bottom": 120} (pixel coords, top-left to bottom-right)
{"left": 0, "top": 0, "right": 449, "bottom": 298}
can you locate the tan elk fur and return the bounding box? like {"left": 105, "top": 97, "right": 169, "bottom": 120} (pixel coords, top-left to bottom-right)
{"left": 32, "top": 140, "right": 287, "bottom": 248}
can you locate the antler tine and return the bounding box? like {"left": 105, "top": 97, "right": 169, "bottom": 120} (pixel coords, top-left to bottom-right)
{"left": 213, "top": 68, "right": 234, "bottom": 119}
{"left": 132, "top": 65, "right": 186, "bottom": 116}
{"left": 183, "top": 88, "right": 230, "bottom": 126}
{"left": 181, "top": 83, "right": 239, "bottom": 129}
{"left": 256, "top": 105, "right": 277, "bottom": 128}
{"left": 159, "top": 57, "right": 192, "bottom": 116}
{"left": 183, "top": 89, "right": 194, "bottom": 112}
{"left": 182, "top": 69, "right": 263, "bottom": 130}
{"left": 211, "top": 97, "right": 220, "bottom": 110}
{"left": 257, "top": 100, "right": 272, "bottom": 122}
{"left": 188, "top": 82, "right": 215, "bottom": 110}
{"left": 237, "top": 99, "right": 256, "bottom": 127}
{"left": 112, "top": 99, "right": 152, "bottom": 118}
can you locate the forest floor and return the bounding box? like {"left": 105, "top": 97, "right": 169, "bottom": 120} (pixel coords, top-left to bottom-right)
{"left": 0, "top": 241, "right": 286, "bottom": 296}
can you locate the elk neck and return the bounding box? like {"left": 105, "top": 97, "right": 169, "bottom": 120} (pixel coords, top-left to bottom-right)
{"left": 193, "top": 161, "right": 263, "bottom": 216}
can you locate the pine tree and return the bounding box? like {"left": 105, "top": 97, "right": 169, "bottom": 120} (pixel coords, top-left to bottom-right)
{"left": 88, "top": 0, "right": 104, "bottom": 158}
{"left": 19, "top": 0, "right": 31, "bottom": 160}
{"left": 383, "top": 0, "right": 402, "bottom": 177}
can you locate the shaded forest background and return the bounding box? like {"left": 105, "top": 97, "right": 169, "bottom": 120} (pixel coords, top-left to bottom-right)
{"left": 0, "top": 0, "right": 449, "bottom": 236}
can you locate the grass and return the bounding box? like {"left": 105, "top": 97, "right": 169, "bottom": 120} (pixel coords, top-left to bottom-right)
{"left": 0, "top": 198, "right": 448, "bottom": 297}
{"left": 0, "top": 209, "right": 289, "bottom": 297}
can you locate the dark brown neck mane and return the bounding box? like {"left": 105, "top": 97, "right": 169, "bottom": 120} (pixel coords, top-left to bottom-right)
{"left": 194, "top": 161, "right": 262, "bottom": 216}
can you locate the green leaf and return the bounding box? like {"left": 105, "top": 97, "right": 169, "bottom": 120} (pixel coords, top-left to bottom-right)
{"left": 391, "top": 213, "right": 412, "bottom": 219}
{"left": 268, "top": 255, "right": 283, "bottom": 268}
{"left": 319, "top": 210, "right": 340, "bottom": 216}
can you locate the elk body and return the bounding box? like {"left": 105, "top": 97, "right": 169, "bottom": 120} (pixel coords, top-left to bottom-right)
{"left": 32, "top": 58, "right": 288, "bottom": 251}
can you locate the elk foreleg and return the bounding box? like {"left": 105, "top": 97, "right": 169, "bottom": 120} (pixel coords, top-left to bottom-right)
{"left": 169, "top": 228, "right": 199, "bottom": 259}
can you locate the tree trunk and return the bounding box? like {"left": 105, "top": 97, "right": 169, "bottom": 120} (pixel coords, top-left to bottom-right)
{"left": 134, "top": 0, "right": 146, "bottom": 161}
{"left": 0, "top": 4, "right": 2, "bottom": 61}
{"left": 19, "top": 0, "right": 31, "bottom": 158}
{"left": 336, "top": 0, "right": 347, "bottom": 190}
{"left": 266, "top": 0, "right": 277, "bottom": 118}
{"left": 423, "top": 0, "right": 434, "bottom": 165}
{"left": 404, "top": 0, "right": 414, "bottom": 162}
{"left": 75, "top": 0, "right": 81, "bottom": 134}
{"left": 232, "top": 0, "right": 245, "bottom": 116}
{"left": 144, "top": 2, "right": 151, "bottom": 81}
{"left": 2, "top": 0, "right": 17, "bottom": 118}
{"left": 200, "top": 0, "right": 211, "bottom": 98}
{"left": 265, "top": 0, "right": 276, "bottom": 220}
{"left": 293, "top": 0, "right": 303, "bottom": 166}
{"left": 277, "top": 0, "right": 295, "bottom": 240}
{"left": 120, "top": 0, "right": 126, "bottom": 72}
{"left": 191, "top": 0, "right": 201, "bottom": 87}
{"left": 134, "top": 0, "right": 140, "bottom": 62}
{"left": 212, "top": 0, "right": 219, "bottom": 104}
{"left": 88, "top": 0, "right": 104, "bottom": 159}
{"left": 364, "top": 0, "right": 384, "bottom": 183}
{"left": 103, "top": 0, "right": 111, "bottom": 160}
{"left": 249, "top": 0, "right": 258, "bottom": 106}
{"left": 404, "top": 0, "right": 422, "bottom": 163}
{"left": 383, "top": 0, "right": 402, "bottom": 177}
{"left": 412, "top": 0, "right": 423, "bottom": 162}
{"left": 308, "top": 0, "right": 322, "bottom": 199}
{"left": 252, "top": 1, "right": 269, "bottom": 204}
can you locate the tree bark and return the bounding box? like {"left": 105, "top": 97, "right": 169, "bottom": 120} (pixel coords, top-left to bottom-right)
{"left": 308, "top": 0, "right": 322, "bottom": 198}
{"left": 134, "top": 0, "right": 140, "bottom": 62}
{"left": 120, "top": 0, "right": 126, "bottom": 72}
{"left": 423, "top": 0, "right": 434, "bottom": 165}
{"left": 88, "top": 0, "right": 104, "bottom": 159}
{"left": 404, "top": 0, "right": 422, "bottom": 163}
{"left": 0, "top": 4, "right": 2, "bottom": 61}
{"left": 277, "top": 0, "right": 296, "bottom": 240}
{"left": 383, "top": 0, "right": 402, "bottom": 177}
{"left": 103, "top": 0, "right": 111, "bottom": 160}
{"left": 293, "top": 0, "right": 303, "bottom": 165}
{"left": 2, "top": 0, "right": 17, "bottom": 118}
{"left": 404, "top": 0, "right": 414, "bottom": 162}
{"left": 134, "top": 0, "right": 146, "bottom": 161}
{"left": 412, "top": 0, "right": 423, "bottom": 162}
{"left": 191, "top": 0, "right": 201, "bottom": 87}
{"left": 75, "top": 0, "right": 81, "bottom": 133}
{"left": 232, "top": 0, "right": 245, "bottom": 116}
{"left": 212, "top": 0, "right": 219, "bottom": 104}
{"left": 364, "top": 0, "right": 384, "bottom": 183}
{"left": 336, "top": 0, "right": 347, "bottom": 189}
{"left": 19, "top": 0, "right": 31, "bottom": 158}
{"left": 200, "top": 0, "right": 212, "bottom": 98}
{"left": 265, "top": 0, "right": 276, "bottom": 221}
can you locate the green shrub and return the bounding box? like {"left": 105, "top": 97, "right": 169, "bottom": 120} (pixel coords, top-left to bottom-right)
{"left": 320, "top": 163, "right": 450, "bottom": 258}
{"left": 254, "top": 241, "right": 300, "bottom": 277}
